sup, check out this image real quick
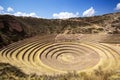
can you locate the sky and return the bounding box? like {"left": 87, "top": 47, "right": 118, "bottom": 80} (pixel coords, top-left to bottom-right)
{"left": 0, "top": 0, "right": 120, "bottom": 19}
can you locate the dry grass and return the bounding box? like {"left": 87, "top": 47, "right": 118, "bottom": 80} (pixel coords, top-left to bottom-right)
{"left": 0, "top": 35, "right": 120, "bottom": 75}
{"left": 0, "top": 35, "right": 120, "bottom": 79}
{"left": 0, "top": 63, "right": 120, "bottom": 80}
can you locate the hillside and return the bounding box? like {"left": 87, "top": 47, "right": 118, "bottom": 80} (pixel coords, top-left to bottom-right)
{"left": 0, "top": 12, "right": 120, "bottom": 80}
{"left": 0, "top": 12, "right": 120, "bottom": 48}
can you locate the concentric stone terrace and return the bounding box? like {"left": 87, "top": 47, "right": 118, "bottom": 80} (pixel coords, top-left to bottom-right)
{"left": 0, "top": 35, "right": 120, "bottom": 75}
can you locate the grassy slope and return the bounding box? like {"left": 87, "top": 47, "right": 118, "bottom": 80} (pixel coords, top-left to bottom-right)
{"left": 0, "top": 12, "right": 120, "bottom": 80}
{"left": 0, "top": 12, "right": 120, "bottom": 48}
{"left": 0, "top": 63, "right": 120, "bottom": 80}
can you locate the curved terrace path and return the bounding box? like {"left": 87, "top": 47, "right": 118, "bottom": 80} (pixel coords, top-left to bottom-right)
{"left": 0, "top": 35, "right": 120, "bottom": 75}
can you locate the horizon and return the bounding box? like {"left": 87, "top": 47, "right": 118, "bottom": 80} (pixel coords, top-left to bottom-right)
{"left": 0, "top": 12, "right": 120, "bottom": 20}
{"left": 0, "top": 0, "right": 120, "bottom": 19}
